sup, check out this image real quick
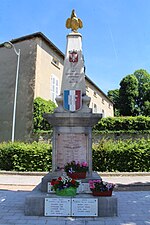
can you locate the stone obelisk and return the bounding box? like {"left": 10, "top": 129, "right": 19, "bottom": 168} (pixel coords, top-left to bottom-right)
{"left": 44, "top": 10, "right": 102, "bottom": 177}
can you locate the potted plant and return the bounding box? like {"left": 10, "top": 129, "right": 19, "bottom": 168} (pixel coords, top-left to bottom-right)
{"left": 89, "top": 179, "right": 115, "bottom": 196}
{"left": 64, "top": 160, "right": 88, "bottom": 179}
{"left": 50, "top": 175, "right": 80, "bottom": 196}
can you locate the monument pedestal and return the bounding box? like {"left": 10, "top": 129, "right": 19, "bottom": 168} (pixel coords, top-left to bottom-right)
{"left": 43, "top": 112, "right": 102, "bottom": 173}
{"left": 25, "top": 190, "right": 117, "bottom": 217}
{"left": 25, "top": 170, "right": 117, "bottom": 217}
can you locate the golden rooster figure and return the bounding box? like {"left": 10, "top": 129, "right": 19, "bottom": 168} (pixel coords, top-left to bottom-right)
{"left": 66, "top": 9, "right": 83, "bottom": 32}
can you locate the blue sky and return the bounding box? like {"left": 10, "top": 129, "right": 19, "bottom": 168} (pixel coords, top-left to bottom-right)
{"left": 1, "top": 0, "right": 150, "bottom": 94}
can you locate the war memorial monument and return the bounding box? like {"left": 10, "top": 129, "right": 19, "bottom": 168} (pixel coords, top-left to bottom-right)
{"left": 25, "top": 10, "right": 117, "bottom": 217}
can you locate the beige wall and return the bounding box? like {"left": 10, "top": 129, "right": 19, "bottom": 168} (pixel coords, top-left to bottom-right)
{"left": 34, "top": 39, "right": 64, "bottom": 103}
{"left": 86, "top": 79, "right": 114, "bottom": 117}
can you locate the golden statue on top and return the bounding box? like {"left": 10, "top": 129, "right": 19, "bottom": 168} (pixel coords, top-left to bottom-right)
{"left": 66, "top": 9, "right": 83, "bottom": 32}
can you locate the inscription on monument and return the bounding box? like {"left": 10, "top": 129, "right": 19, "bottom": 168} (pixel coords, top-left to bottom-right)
{"left": 45, "top": 198, "right": 71, "bottom": 216}
{"left": 72, "top": 198, "right": 98, "bottom": 216}
{"left": 65, "top": 72, "right": 80, "bottom": 83}
{"left": 77, "top": 183, "right": 92, "bottom": 193}
{"left": 57, "top": 133, "right": 87, "bottom": 169}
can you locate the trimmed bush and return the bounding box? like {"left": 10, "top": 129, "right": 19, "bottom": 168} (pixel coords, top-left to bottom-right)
{"left": 0, "top": 142, "right": 52, "bottom": 171}
{"left": 94, "top": 116, "right": 150, "bottom": 132}
{"left": 0, "top": 139, "right": 149, "bottom": 172}
{"left": 92, "top": 138, "right": 150, "bottom": 172}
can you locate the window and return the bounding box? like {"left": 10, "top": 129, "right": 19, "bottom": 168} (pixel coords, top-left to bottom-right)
{"left": 50, "top": 74, "right": 59, "bottom": 103}
{"left": 86, "top": 86, "right": 89, "bottom": 92}
{"left": 93, "top": 103, "right": 97, "bottom": 113}
{"left": 93, "top": 91, "right": 97, "bottom": 97}
{"left": 108, "top": 103, "right": 111, "bottom": 109}
{"left": 102, "top": 109, "right": 105, "bottom": 117}
{"left": 102, "top": 98, "right": 105, "bottom": 104}
{"left": 52, "top": 57, "right": 60, "bottom": 68}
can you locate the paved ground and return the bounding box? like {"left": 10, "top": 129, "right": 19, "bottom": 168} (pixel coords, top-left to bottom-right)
{"left": 0, "top": 172, "right": 150, "bottom": 225}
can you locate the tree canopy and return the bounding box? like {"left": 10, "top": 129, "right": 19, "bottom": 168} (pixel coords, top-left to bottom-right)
{"left": 108, "top": 69, "right": 150, "bottom": 116}
{"left": 119, "top": 74, "right": 138, "bottom": 116}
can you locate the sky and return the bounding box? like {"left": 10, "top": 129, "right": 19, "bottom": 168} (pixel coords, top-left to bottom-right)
{"left": 1, "top": 0, "right": 150, "bottom": 94}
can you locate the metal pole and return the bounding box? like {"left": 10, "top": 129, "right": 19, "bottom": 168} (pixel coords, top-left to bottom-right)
{"left": 11, "top": 49, "right": 20, "bottom": 142}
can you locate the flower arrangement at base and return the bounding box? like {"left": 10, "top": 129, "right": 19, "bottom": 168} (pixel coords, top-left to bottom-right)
{"left": 89, "top": 179, "right": 115, "bottom": 197}
{"left": 64, "top": 160, "right": 88, "bottom": 179}
{"left": 51, "top": 176, "right": 80, "bottom": 196}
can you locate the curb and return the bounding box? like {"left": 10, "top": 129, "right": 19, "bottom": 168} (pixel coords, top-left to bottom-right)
{"left": 0, "top": 170, "right": 150, "bottom": 176}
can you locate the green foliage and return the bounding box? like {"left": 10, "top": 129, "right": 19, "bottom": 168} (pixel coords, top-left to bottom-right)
{"left": 33, "top": 97, "right": 56, "bottom": 132}
{"left": 92, "top": 139, "right": 150, "bottom": 172}
{"left": 0, "top": 142, "right": 52, "bottom": 171}
{"left": 94, "top": 116, "right": 150, "bottom": 132}
{"left": 119, "top": 74, "right": 138, "bottom": 116}
{"left": 108, "top": 69, "right": 150, "bottom": 116}
{"left": 0, "top": 140, "right": 149, "bottom": 172}
{"left": 134, "top": 69, "right": 150, "bottom": 115}
{"left": 107, "top": 89, "right": 120, "bottom": 116}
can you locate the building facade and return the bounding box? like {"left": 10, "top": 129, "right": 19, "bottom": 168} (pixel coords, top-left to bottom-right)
{"left": 0, "top": 32, "right": 113, "bottom": 142}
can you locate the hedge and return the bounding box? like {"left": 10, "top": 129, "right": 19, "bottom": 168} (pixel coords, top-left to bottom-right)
{"left": 0, "top": 139, "right": 149, "bottom": 172}
{"left": 92, "top": 138, "right": 150, "bottom": 172}
{"left": 0, "top": 142, "right": 52, "bottom": 171}
{"left": 93, "top": 116, "right": 150, "bottom": 132}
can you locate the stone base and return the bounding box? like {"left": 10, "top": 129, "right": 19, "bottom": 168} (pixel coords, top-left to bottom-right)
{"left": 24, "top": 189, "right": 117, "bottom": 217}
{"left": 25, "top": 172, "right": 117, "bottom": 217}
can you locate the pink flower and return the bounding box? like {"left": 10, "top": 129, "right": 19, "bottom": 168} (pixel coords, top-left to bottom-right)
{"left": 81, "top": 162, "right": 88, "bottom": 167}
{"left": 89, "top": 183, "right": 95, "bottom": 189}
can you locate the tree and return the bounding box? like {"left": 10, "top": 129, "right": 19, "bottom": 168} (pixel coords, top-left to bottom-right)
{"left": 107, "top": 69, "right": 150, "bottom": 117}
{"left": 119, "top": 74, "right": 138, "bottom": 116}
{"left": 107, "top": 89, "right": 120, "bottom": 116}
{"left": 142, "top": 83, "right": 150, "bottom": 115}
{"left": 33, "top": 97, "right": 56, "bottom": 131}
{"left": 134, "top": 69, "right": 150, "bottom": 115}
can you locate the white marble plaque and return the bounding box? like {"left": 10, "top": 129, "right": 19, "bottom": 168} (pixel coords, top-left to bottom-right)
{"left": 56, "top": 133, "right": 87, "bottom": 169}
{"left": 76, "top": 181, "right": 92, "bottom": 193}
{"left": 45, "top": 198, "right": 71, "bottom": 216}
{"left": 72, "top": 198, "right": 98, "bottom": 217}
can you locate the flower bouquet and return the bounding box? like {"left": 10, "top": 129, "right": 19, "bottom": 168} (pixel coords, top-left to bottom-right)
{"left": 51, "top": 176, "right": 80, "bottom": 196}
{"left": 89, "top": 179, "right": 115, "bottom": 196}
{"left": 64, "top": 160, "right": 88, "bottom": 179}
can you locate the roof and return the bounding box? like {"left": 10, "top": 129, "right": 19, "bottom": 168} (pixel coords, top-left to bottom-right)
{"left": 0, "top": 32, "right": 113, "bottom": 104}
{"left": 85, "top": 75, "right": 113, "bottom": 104}
{"left": 0, "top": 32, "right": 65, "bottom": 59}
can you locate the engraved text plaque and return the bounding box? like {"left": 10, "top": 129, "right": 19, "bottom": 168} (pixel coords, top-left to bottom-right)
{"left": 72, "top": 198, "right": 98, "bottom": 216}
{"left": 45, "top": 198, "right": 71, "bottom": 216}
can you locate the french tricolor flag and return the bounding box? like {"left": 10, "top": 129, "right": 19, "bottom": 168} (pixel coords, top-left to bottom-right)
{"left": 64, "top": 90, "right": 82, "bottom": 112}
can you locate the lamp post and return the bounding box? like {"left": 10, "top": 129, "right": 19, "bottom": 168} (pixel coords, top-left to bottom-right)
{"left": 4, "top": 41, "right": 21, "bottom": 142}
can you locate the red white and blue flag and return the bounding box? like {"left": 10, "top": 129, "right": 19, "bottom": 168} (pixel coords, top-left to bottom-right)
{"left": 64, "top": 90, "right": 82, "bottom": 112}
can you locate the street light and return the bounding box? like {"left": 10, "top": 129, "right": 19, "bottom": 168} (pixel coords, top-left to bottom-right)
{"left": 4, "top": 41, "right": 21, "bottom": 142}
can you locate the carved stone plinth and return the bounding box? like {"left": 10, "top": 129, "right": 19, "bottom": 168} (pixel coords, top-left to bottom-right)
{"left": 43, "top": 112, "right": 102, "bottom": 174}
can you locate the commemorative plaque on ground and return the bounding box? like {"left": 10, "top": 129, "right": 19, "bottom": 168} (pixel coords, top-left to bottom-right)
{"left": 45, "top": 198, "right": 71, "bottom": 216}
{"left": 72, "top": 198, "right": 98, "bottom": 217}
{"left": 24, "top": 10, "right": 117, "bottom": 218}
{"left": 45, "top": 198, "right": 98, "bottom": 217}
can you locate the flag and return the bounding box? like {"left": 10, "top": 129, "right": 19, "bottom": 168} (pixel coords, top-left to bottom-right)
{"left": 64, "top": 90, "right": 82, "bottom": 112}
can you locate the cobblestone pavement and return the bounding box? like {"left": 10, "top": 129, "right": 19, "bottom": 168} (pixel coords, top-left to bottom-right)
{"left": 0, "top": 173, "right": 150, "bottom": 225}
{"left": 0, "top": 190, "right": 150, "bottom": 225}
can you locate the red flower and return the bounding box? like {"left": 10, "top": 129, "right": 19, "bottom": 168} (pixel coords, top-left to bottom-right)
{"left": 51, "top": 179, "right": 56, "bottom": 185}
{"left": 71, "top": 179, "right": 76, "bottom": 184}
{"left": 58, "top": 177, "right": 62, "bottom": 181}
{"left": 54, "top": 181, "right": 60, "bottom": 185}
